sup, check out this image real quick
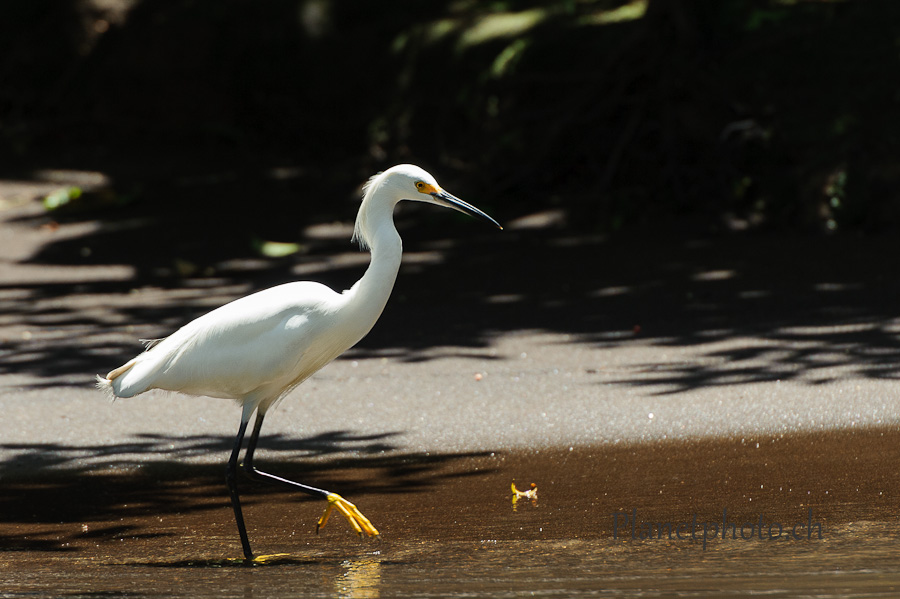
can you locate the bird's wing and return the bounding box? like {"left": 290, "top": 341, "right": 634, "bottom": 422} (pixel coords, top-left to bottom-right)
{"left": 124, "top": 281, "right": 345, "bottom": 400}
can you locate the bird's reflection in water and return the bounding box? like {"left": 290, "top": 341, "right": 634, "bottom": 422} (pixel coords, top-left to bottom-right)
{"left": 334, "top": 557, "right": 381, "bottom": 599}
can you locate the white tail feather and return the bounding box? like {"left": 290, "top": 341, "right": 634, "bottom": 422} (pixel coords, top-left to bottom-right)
{"left": 95, "top": 375, "right": 116, "bottom": 400}
{"left": 141, "top": 338, "right": 164, "bottom": 350}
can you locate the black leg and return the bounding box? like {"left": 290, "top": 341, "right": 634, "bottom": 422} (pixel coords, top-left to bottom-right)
{"left": 242, "top": 411, "right": 330, "bottom": 499}
{"left": 226, "top": 418, "right": 254, "bottom": 560}
{"left": 225, "top": 410, "right": 379, "bottom": 556}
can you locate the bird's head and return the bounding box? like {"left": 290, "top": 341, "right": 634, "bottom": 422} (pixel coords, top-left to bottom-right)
{"left": 354, "top": 164, "right": 501, "bottom": 248}
{"left": 373, "top": 164, "right": 502, "bottom": 227}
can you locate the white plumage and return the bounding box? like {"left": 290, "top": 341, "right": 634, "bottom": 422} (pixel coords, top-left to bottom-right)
{"left": 100, "top": 280, "right": 363, "bottom": 408}
{"left": 96, "top": 164, "right": 501, "bottom": 561}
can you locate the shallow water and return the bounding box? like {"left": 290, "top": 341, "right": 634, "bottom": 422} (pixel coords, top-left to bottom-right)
{"left": 3, "top": 429, "right": 900, "bottom": 597}
{"left": 4, "top": 531, "right": 900, "bottom": 598}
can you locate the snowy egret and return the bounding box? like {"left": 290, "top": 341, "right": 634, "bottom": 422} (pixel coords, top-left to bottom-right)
{"left": 97, "top": 164, "right": 501, "bottom": 560}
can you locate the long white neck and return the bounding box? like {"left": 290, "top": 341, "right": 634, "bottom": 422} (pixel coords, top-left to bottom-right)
{"left": 343, "top": 193, "right": 403, "bottom": 329}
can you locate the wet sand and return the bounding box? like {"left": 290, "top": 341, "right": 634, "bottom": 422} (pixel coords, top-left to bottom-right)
{"left": 3, "top": 428, "right": 900, "bottom": 597}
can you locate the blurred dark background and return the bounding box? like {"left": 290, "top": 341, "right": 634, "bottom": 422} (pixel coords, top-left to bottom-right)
{"left": 3, "top": 0, "right": 897, "bottom": 249}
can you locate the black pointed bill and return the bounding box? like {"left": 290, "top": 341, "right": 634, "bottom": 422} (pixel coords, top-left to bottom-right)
{"left": 430, "top": 189, "right": 502, "bottom": 229}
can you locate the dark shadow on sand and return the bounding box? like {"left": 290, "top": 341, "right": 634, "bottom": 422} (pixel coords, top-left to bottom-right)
{"left": 4, "top": 226, "right": 900, "bottom": 394}
{"left": 0, "top": 429, "right": 496, "bottom": 552}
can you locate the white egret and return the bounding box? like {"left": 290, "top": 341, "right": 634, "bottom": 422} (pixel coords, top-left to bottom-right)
{"left": 97, "top": 164, "right": 501, "bottom": 560}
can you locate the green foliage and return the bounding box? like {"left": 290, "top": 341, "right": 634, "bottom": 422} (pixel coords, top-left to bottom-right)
{"left": 252, "top": 239, "right": 304, "bottom": 259}
{"left": 43, "top": 187, "right": 82, "bottom": 211}
{"left": 4, "top": 0, "right": 898, "bottom": 234}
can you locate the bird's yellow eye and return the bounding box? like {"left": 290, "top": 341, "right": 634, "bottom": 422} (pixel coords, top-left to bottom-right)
{"left": 415, "top": 181, "right": 438, "bottom": 194}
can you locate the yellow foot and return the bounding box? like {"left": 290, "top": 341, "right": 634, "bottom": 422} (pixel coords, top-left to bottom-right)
{"left": 250, "top": 553, "right": 292, "bottom": 564}
{"left": 316, "top": 493, "right": 380, "bottom": 537}
{"left": 217, "top": 553, "right": 293, "bottom": 567}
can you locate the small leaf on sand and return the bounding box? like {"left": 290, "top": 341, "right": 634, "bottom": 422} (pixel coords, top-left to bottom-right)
{"left": 256, "top": 240, "right": 302, "bottom": 258}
